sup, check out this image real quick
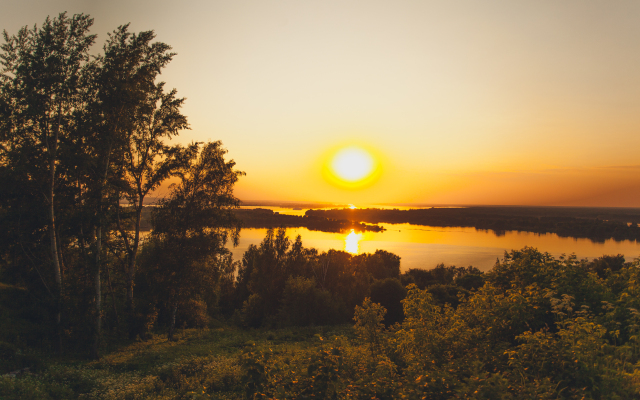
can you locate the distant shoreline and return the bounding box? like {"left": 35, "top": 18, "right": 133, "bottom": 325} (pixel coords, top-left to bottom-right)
{"left": 135, "top": 203, "right": 640, "bottom": 242}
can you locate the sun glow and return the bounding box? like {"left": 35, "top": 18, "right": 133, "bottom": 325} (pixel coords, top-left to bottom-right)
{"left": 322, "top": 145, "right": 382, "bottom": 189}
{"left": 331, "top": 148, "right": 374, "bottom": 182}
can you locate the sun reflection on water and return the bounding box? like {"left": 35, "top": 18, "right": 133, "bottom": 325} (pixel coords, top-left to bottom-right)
{"left": 345, "top": 229, "right": 362, "bottom": 254}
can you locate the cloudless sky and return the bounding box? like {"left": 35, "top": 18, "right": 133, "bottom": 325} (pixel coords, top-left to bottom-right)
{"left": 4, "top": 1, "right": 640, "bottom": 206}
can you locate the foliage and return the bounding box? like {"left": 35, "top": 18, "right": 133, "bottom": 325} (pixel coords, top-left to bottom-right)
{"left": 234, "top": 228, "right": 403, "bottom": 329}
{"left": 369, "top": 278, "right": 405, "bottom": 326}
{"left": 146, "top": 141, "right": 242, "bottom": 339}
{"left": 353, "top": 297, "right": 386, "bottom": 358}
{"left": 4, "top": 248, "right": 640, "bottom": 398}
{"left": 277, "top": 276, "right": 344, "bottom": 327}
{"left": 0, "top": 12, "right": 197, "bottom": 356}
{"left": 401, "top": 264, "right": 483, "bottom": 289}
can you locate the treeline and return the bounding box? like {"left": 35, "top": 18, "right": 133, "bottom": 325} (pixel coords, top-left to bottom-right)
{"left": 0, "top": 13, "right": 242, "bottom": 358}
{"left": 213, "top": 227, "right": 481, "bottom": 330}
{"left": 233, "top": 208, "right": 385, "bottom": 232}
{"left": 307, "top": 207, "right": 640, "bottom": 242}
{"left": 132, "top": 207, "right": 387, "bottom": 233}
{"left": 238, "top": 248, "right": 640, "bottom": 399}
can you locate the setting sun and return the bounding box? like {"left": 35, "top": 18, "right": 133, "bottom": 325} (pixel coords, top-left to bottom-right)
{"left": 323, "top": 145, "right": 381, "bottom": 190}
{"left": 331, "top": 147, "right": 374, "bottom": 182}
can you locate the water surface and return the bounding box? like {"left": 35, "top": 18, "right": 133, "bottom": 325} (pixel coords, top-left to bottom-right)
{"left": 229, "top": 222, "right": 640, "bottom": 272}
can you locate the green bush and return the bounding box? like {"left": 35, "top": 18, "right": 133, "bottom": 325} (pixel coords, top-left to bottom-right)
{"left": 241, "top": 294, "right": 266, "bottom": 328}
{"left": 175, "top": 299, "right": 209, "bottom": 329}
{"left": 277, "top": 276, "right": 345, "bottom": 327}
{"left": 369, "top": 278, "right": 406, "bottom": 326}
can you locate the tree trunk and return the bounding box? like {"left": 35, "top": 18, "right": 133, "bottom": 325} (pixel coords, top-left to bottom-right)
{"left": 49, "top": 147, "right": 63, "bottom": 354}
{"left": 106, "top": 262, "right": 119, "bottom": 327}
{"left": 168, "top": 302, "right": 178, "bottom": 341}
{"left": 92, "top": 225, "right": 102, "bottom": 360}
{"left": 126, "top": 197, "right": 144, "bottom": 308}
{"left": 92, "top": 139, "right": 113, "bottom": 359}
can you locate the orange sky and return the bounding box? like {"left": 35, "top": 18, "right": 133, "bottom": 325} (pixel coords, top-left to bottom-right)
{"left": 4, "top": 1, "right": 640, "bottom": 206}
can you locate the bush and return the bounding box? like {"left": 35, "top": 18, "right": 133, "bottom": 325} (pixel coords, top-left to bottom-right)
{"left": 587, "top": 254, "right": 626, "bottom": 278}
{"left": 427, "top": 284, "right": 467, "bottom": 307}
{"left": 455, "top": 273, "right": 485, "bottom": 291}
{"left": 277, "top": 277, "right": 345, "bottom": 327}
{"left": 356, "top": 250, "right": 401, "bottom": 280}
{"left": 0, "top": 342, "right": 39, "bottom": 374}
{"left": 369, "top": 278, "right": 406, "bottom": 326}
{"left": 241, "top": 294, "right": 266, "bottom": 328}
{"left": 175, "top": 298, "right": 209, "bottom": 329}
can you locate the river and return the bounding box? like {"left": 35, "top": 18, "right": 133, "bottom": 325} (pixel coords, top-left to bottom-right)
{"left": 229, "top": 207, "right": 640, "bottom": 272}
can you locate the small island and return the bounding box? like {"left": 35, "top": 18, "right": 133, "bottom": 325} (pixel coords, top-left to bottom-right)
{"left": 234, "top": 208, "right": 385, "bottom": 232}
{"left": 306, "top": 206, "right": 640, "bottom": 242}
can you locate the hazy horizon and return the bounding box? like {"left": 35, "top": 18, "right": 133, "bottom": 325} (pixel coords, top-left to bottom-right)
{"left": 237, "top": 200, "right": 640, "bottom": 210}
{"left": 4, "top": 1, "right": 640, "bottom": 207}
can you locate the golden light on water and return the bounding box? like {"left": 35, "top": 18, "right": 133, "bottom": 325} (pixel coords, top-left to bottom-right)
{"left": 344, "top": 229, "right": 362, "bottom": 254}
{"left": 322, "top": 145, "right": 382, "bottom": 190}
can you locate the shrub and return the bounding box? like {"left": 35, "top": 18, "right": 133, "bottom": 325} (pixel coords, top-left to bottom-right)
{"left": 369, "top": 278, "right": 406, "bottom": 326}
{"left": 427, "top": 284, "right": 467, "bottom": 307}
{"left": 175, "top": 298, "right": 209, "bottom": 329}
{"left": 455, "top": 273, "right": 485, "bottom": 291}
{"left": 241, "top": 294, "right": 266, "bottom": 328}
{"left": 353, "top": 298, "right": 386, "bottom": 357}
{"left": 277, "top": 276, "right": 345, "bottom": 327}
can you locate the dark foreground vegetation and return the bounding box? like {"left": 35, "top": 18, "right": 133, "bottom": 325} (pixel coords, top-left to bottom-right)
{"left": 307, "top": 206, "right": 640, "bottom": 242}
{"left": 3, "top": 12, "right": 640, "bottom": 399}
{"left": 3, "top": 243, "right": 640, "bottom": 398}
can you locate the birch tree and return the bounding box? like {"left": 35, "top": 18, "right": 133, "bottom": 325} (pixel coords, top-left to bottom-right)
{"left": 151, "top": 141, "right": 243, "bottom": 340}
{"left": 0, "top": 13, "right": 96, "bottom": 352}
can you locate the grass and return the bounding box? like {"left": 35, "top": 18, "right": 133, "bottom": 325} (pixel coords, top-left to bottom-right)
{"left": 0, "top": 324, "right": 357, "bottom": 399}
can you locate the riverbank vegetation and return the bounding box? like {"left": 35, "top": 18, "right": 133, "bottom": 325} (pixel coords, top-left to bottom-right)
{"left": 3, "top": 246, "right": 640, "bottom": 398}
{"left": 307, "top": 206, "right": 640, "bottom": 242}
{"left": 233, "top": 208, "right": 385, "bottom": 233}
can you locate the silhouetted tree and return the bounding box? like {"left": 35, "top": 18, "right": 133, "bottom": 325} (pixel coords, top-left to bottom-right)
{"left": 0, "top": 12, "right": 96, "bottom": 352}
{"left": 96, "top": 25, "right": 188, "bottom": 313}
{"left": 68, "top": 23, "right": 186, "bottom": 357}
{"left": 354, "top": 250, "right": 401, "bottom": 281}
{"left": 151, "top": 141, "right": 243, "bottom": 340}
{"left": 235, "top": 228, "right": 333, "bottom": 326}
{"left": 277, "top": 276, "right": 341, "bottom": 327}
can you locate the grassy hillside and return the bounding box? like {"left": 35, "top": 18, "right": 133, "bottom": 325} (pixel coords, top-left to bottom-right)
{"left": 0, "top": 325, "right": 352, "bottom": 399}
{"left": 3, "top": 247, "right": 640, "bottom": 399}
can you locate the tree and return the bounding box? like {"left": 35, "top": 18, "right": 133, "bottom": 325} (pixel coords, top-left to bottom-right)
{"left": 277, "top": 276, "right": 342, "bottom": 327}
{"left": 67, "top": 23, "right": 187, "bottom": 356}
{"left": 151, "top": 141, "right": 243, "bottom": 339}
{"left": 93, "top": 24, "right": 188, "bottom": 319}
{"left": 234, "top": 228, "right": 322, "bottom": 326}
{"left": 353, "top": 297, "right": 387, "bottom": 358}
{"left": 0, "top": 12, "right": 96, "bottom": 352}
{"left": 116, "top": 82, "right": 188, "bottom": 311}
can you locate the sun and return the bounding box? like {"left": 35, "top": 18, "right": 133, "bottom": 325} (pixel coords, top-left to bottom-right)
{"left": 331, "top": 147, "right": 374, "bottom": 182}
{"left": 323, "top": 145, "right": 381, "bottom": 189}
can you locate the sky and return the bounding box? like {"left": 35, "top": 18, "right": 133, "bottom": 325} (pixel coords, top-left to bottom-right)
{"left": 3, "top": 0, "right": 640, "bottom": 207}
